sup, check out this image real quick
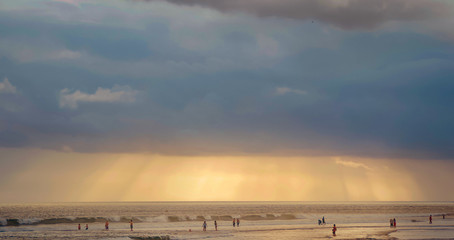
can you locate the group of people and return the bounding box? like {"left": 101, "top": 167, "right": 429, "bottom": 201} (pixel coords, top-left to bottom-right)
{"left": 389, "top": 218, "right": 397, "bottom": 227}
{"left": 77, "top": 219, "right": 134, "bottom": 231}
{"left": 202, "top": 218, "right": 239, "bottom": 231}
{"left": 75, "top": 214, "right": 446, "bottom": 234}
{"left": 202, "top": 220, "right": 219, "bottom": 231}
{"left": 233, "top": 218, "right": 240, "bottom": 227}
{"left": 390, "top": 214, "right": 441, "bottom": 227}
{"left": 316, "top": 216, "right": 336, "bottom": 236}
{"left": 202, "top": 220, "right": 218, "bottom": 231}
{"left": 430, "top": 213, "right": 448, "bottom": 223}
{"left": 77, "top": 223, "right": 89, "bottom": 230}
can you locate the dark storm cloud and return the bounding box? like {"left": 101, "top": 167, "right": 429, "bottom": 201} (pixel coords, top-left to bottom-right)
{"left": 144, "top": 0, "right": 451, "bottom": 29}
{"left": 1, "top": 0, "right": 454, "bottom": 159}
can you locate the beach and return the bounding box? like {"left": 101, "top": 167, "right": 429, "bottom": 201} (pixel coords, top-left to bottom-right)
{"left": 1, "top": 202, "right": 453, "bottom": 239}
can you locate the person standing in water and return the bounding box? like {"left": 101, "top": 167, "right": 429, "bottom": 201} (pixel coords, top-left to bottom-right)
{"left": 130, "top": 219, "right": 133, "bottom": 231}
{"left": 78, "top": 223, "right": 81, "bottom": 230}
{"left": 322, "top": 216, "right": 325, "bottom": 225}
{"left": 237, "top": 218, "right": 240, "bottom": 227}
{"left": 233, "top": 218, "right": 235, "bottom": 227}
{"left": 85, "top": 224, "right": 88, "bottom": 230}
{"left": 429, "top": 215, "right": 432, "bottom": 224}
{"left": 202, "top": 221, "right": 207, "bottom": 231}
{"left": 214, "top": 220, "right": 218, "bottom": 231}
{"left": 389, "top": 219, "right": 393, "bottom": 227}
{"left": 332, "top": 224, "right": 337, "bottom": 236}
{"left": 105, "top": 220, "right": 109, "bottom": 230}
{"left": 393, "top": 218, "right": 396, "bottom": 227}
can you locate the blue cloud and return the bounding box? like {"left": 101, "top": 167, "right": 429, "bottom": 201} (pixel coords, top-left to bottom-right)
{"left": 0, "top": 0, "right": 453, "bottom": 159}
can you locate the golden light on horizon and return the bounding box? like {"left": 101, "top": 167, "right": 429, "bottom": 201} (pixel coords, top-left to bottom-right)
{"left": 1, "top": 148, "right": 453, "bottom": 202}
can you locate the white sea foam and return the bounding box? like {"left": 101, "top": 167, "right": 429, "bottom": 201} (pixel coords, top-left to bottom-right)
{"left": 108, "top": 216, "right": 121, "bottom": 222}
{"left": 147, "top": 215, "right": 168, "bottom": 223}
{"left": 188, "top": 215, "right": 198, "bottom": 220}
{"left": 18, "top": 218, "right": 41, "bottom": 225}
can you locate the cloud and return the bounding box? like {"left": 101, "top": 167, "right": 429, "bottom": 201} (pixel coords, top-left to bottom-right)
{"left": 0, "top": 78, "right": 16, "bottom": 94}
{"left": 335, "top": 158, "right": 373, "bottom": 171}
{"left": 145, "top": 0, "right": 451, "bottom": 29}
{"left": 0, "top": 37, "right": 83, "bottom": 63}
{"left": 59, "top": 85, "right": 139, "bottom": 109}
{"left": 275, "top": 87, "right": 307, "bottom": 96}
{"left": 52, "top": 0, "right": 83, "bottom": 7}
{"left": 0, "top": 0, "right": 453, "bottom": 159}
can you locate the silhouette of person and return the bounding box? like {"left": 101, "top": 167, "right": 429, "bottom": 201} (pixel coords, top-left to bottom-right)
{"left": 202, "top": 221, "right": 207, "bottom": 231}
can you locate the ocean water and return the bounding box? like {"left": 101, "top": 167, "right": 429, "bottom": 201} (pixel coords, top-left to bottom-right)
{"left": 1, "top": 202, "right": 454, "bottom": 239}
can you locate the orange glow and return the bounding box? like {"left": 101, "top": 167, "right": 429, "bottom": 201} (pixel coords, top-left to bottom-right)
{"left": 1, "top": 148, "right": 453, "bottom": 202}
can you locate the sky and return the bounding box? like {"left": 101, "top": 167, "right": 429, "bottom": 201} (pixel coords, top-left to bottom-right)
{"left": 1, "top": 0, "right": 454, "bottom": 202}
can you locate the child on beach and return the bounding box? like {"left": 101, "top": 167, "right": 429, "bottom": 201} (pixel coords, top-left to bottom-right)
{"left": 105, "top": 220, "right": 109, "bottom": 230}
{"left": 429, "top": 215, "right": 432, "bottom": 224}
{"left": 214, "top": 220, "right": 217, "bottom": 231}
{"left": 130, "top": 219, "right": 133, "bottom": 231}
{"left": 202, "top": 221, "right": 207, "bottom": 231}
{"left": 78, "top": 223, "right": 81, "bottom": 230}
{"left": 233, "top": 218, "right": 235, "bottom": 227}
{"left": 85, "top": 224, "right": 88, "bottom": 230}
{"left": 237, "top": 218, "right": 240, "bottom": 227}
{"left": 332, "top": 224, "right": 337, "bottom": 236}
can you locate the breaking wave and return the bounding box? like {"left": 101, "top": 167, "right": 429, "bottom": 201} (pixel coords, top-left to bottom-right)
{"left": 0, "top": 214, "right": 300, "bottom": 226}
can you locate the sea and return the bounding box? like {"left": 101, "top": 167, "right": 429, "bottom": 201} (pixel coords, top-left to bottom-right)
{"left": 1, "top": 201, "right": 454, "bottom": 239}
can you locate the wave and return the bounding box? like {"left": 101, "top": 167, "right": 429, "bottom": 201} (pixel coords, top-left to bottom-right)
{"left": 0, "top": 214, "right": 301, "bottom": 226}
